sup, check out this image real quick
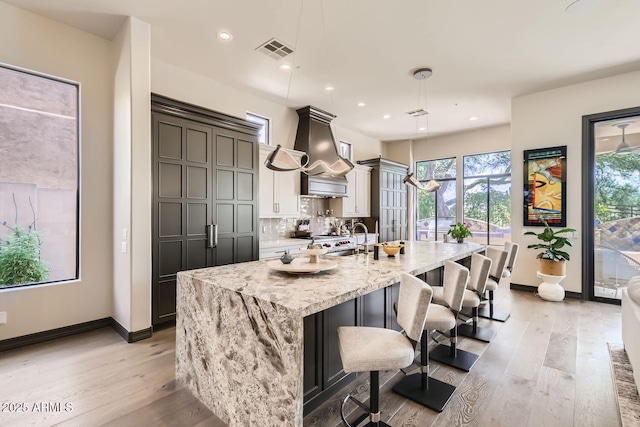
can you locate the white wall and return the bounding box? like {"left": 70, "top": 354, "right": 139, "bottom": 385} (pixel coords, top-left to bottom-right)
{"left": 151, "top": 59, "right": 382, "bottom": 160}
{"left": 511, "top": 70, "right": 640, "bottom": 293}
{"left": 112, "top": 17, "right": 152, "bottom": 333}
{"left": 0, "top": 3, "right": 113, "bottom": 340}
{"left": 385, "top": 124, "right": 511, "bottom": 166}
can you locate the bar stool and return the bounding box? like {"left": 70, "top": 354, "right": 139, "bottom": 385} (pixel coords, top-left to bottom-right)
{"left": 337, "top": 273, "right": 432, "bottom": 427}
{"left": 393, "top": 261, "right": 469, "bottom": 412}
{"left": 428, "top": 260, "right": 480, "bottom": 371}
{"left": 502, "top": 242, "right": 520, "bottom": 279}
{"left": 457, "top": 253, "right": 495, "bottom": 343}
{"left": 478, "top": 247, "right": 510, "bottom": 322}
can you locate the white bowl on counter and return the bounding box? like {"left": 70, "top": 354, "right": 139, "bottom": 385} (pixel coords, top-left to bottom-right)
{"left": 300, "top": 247, "right": 329, "bottom": 263}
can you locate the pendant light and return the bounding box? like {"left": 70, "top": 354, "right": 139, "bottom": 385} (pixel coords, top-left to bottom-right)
{"left": 264, "top": 0, "right": 353, "bottom": 176}
{"left": 403, "top": 67, "right": 441, "bottom": 192}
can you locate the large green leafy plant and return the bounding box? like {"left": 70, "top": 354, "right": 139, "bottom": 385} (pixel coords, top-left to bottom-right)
{"left": 524, "top": 218, "right": 576, "bottom": 262}
{"left": 0, "top": 224, "right": 49, "bottom": 287}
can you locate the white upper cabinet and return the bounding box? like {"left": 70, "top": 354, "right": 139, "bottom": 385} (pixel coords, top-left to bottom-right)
{"left": 259, "top": 145, "right": 303, "bottom": 217}
{"left": 330, "top": 164, "right": 371, "bottom": 218}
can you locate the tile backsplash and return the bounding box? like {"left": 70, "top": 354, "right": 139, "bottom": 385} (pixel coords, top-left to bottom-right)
{"left": 259, "top": 197, "right": 361, "bottom": 241}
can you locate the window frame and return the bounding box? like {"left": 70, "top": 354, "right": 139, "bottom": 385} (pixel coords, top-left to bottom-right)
{"left": 245, "top": 112, "right": 271, "bottom": 145}
{"left": 0, "top": 63, "right": 80, "bottom": 289}
{"left": 415, "top": 156, "right": 457, "bottom": 242}
{"left": 462, "top": 150, "right": 512, "bottom": 246}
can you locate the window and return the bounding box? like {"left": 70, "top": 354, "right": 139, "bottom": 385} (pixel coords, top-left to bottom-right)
{"left": 246, "top": 112, "right": 271, "bottom": 145}
{"left": 0, "top": 65, "right": 79, "bottom": 288}
{"left": 339, "top": 141, "right": 352, "bottom": 161}
{"left": 415, "top": 157, "right": 456, "bottom": 241}
{"left": 463, "top": 151, "right": 511, "bottom": 246}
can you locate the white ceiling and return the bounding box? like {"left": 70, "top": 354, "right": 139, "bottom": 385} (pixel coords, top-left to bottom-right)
{"left": 4, "top": 0, "right": 640, "bottom": 141}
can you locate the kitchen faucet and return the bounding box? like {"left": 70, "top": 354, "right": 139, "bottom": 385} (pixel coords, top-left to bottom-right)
{"left": 351, "top": 222, "right": 369, "bottom": 254}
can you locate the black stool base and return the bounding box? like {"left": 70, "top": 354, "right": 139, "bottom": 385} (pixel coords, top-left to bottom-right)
{"left": 477, "top": 306, "right": 510, "bottom": 322}
{"left": 428, "top": 344, "right": 479, "bottom": 372}
{"left": 457, "top": 323, "right": 496, "bottom": 343}
{"left": 393, "top": 374, "right": 455, "bottom": 412}
{"left": 350, "top": 412, "right": 392, "bottom": 427}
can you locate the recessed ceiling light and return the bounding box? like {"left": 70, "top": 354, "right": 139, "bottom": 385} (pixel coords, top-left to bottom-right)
{"left": 419, "top": 127, "right": 426, "bottom": 131}
{"left": 217, "top": 31, "right": 232, "bottom": 41}
{"left": 278, "top": 64, "right": 291, "bottom": 71}
{"left": 602, "top": 138, "right": 610, "bottom": 141}
{"left": 383, "top": 114, "right": 390, "bottom": 119}
{"left": 325, "top": 85, "right": 335, "bottom": 91}
{"left": 469, "top": 117, "right": 478, "bottom": 121}
{"left": 357, "top": 102, "right": 366, "bottom": 107}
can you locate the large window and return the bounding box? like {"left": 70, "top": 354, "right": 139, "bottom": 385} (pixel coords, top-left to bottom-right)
{"left": 415, "top": 157, "right": 456, "bottom": 241}
{"left": 463, "top": 151, "right": 511, "bottom": 246}
{"left": 0, "top": 65, "right": 79, "bottom": 288}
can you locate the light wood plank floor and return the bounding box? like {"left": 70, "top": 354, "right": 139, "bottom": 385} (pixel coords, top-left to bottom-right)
{"left": 0, "top": 284, "right": 623, "bottom": 427}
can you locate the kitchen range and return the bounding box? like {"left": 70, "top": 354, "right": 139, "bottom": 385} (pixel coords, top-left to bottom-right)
{"left": 291, "top": 234, "right": 358, "bottom": 253}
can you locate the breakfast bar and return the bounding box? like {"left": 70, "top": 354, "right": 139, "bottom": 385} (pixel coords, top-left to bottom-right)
{"left": 176, "top": 241, "right": 483, "bottom": 426}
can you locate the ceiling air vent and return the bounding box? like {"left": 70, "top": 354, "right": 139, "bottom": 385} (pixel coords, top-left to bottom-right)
{"left": 256, "top": 38, "right": 294, "bottom": 60}
{"left": 406, "top": 108, "right": 429, "bottom": 117}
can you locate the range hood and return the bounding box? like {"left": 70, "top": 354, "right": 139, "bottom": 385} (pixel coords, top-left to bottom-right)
{"left": 294, "top": 106, "right": 352, "bottom": 197}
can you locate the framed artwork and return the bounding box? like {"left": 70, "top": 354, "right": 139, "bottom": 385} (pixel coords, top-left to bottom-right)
{"left": 523, "top": 145, "right": 567, "bottom": 227}
{"left": 339, "top": 141, "right": 352, "bottom": 161}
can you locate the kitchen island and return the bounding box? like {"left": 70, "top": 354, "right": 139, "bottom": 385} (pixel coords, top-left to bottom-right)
{"left": 176, "top": 241, "right": 483, "bottom": 426}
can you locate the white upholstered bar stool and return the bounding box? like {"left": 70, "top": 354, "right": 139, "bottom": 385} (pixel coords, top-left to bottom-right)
{"left": 393, "top": 261, "right": 469, "bottom": 412}
{"left": 457, "top": 253, "right": 495, "bottom": 343}
{"left": 502, "top": 241, "right": 520, "bottom": 279}
{"left": 428, "top": 260, "right": 480, "bottom": 372}
{"left": 478, "top": 247, "right": 510, "bottom": 322}
{"left": 337, "top": 273, "right": 432, "bottom": 427}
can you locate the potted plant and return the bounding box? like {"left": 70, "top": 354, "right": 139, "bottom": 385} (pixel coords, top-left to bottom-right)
{"left": 524, "top": 218, "right": 576, "bottom": 276}
{"left": 447, "top": 222, "right": 472, "bottom": 243}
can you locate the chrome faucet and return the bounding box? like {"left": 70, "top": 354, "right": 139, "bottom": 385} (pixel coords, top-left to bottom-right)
{"left": 351, "top": 222, "right": 369, "bottom": 254}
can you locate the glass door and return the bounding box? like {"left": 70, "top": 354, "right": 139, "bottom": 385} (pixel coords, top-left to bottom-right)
{"left": 593, "top": 117, "right": 640, "bottom": 300}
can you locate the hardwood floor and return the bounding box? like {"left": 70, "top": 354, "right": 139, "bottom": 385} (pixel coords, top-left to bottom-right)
{"left": 0, "top": 283, "right": 623, "bottom": 426}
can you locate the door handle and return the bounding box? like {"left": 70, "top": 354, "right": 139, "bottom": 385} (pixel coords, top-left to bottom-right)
{"left": 207, "top": 224, "right": 218, "bottom": 248}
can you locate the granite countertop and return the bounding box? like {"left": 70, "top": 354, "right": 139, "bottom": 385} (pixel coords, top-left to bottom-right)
{"left": 180, "top": 241, "right": 482, "bottom": 317}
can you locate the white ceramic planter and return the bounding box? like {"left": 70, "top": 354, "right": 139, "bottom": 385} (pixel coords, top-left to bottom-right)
{"left": 537, "top": 271, "right": 566, "bottom": 301}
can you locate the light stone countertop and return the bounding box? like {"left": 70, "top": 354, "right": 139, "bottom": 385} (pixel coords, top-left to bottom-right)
{"left": 180, "top": 240, "right": 483, "bottom": 317}
{"left": 177, "top": 240, "right": 484, "bottom": 426}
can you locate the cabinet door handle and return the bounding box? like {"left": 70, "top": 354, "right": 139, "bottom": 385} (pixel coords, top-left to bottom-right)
{"left": 207, "top": 224, "right": 218, "bottom": 248}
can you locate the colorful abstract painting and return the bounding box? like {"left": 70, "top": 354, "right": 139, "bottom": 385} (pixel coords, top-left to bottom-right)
{"left": 523, "top": 146, "right": 567, "bottom": 226}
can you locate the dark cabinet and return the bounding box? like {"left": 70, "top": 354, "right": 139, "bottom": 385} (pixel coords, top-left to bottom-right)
{"left": 323, "top": 299, "right": 358, "bottom": 389}
{"left": 151, "top": 95, "right": 259, "bottom": 327}
{"left": 358, "top": 158, "right": 408, "bottom": 243}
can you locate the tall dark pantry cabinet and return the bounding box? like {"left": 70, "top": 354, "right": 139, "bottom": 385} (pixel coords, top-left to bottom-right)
{"left": 359, "top": 158, "right": 408, "bottom": 243}
{"left": 151, "top": 95, "right": 260, "bottom": 326}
